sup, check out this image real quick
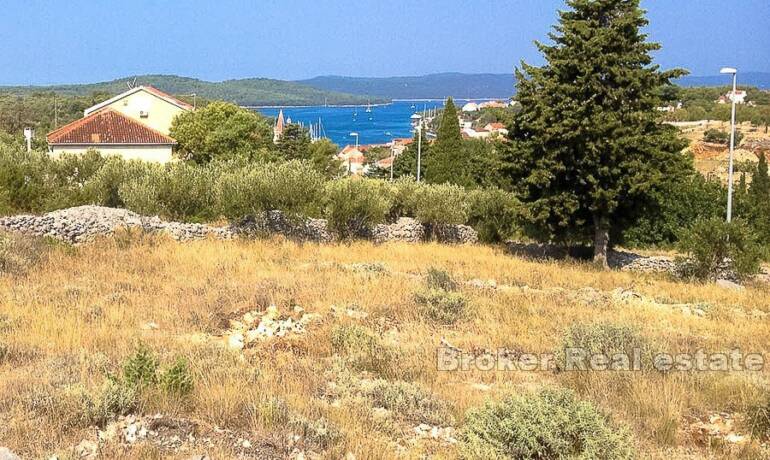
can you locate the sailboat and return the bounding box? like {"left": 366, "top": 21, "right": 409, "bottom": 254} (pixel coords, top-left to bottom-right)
{"left": 366, "top": 100, "right": 372, "bottom": 113}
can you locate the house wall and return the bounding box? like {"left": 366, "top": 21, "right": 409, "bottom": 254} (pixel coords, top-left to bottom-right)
{"left": 99, "top": 90, "right": 187, "bottom": 134}
{"left": 50, "top": 145, "right": 175, "bottom": 163}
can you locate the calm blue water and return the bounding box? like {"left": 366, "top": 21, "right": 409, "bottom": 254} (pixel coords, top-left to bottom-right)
{"left": 254, "top": 100, "right": 446, "bottom": 147}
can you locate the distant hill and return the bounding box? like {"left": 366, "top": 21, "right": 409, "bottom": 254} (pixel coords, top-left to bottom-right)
{"left": 299, "top": 72, "right": 770, "bottom": 100}
{"left": 0, "top": 75, "right": 383, "bottom": 106}
{"left": 677, "top": 72, "right": 770, "bottom": 89}
{"left": 298, "top": 73, "right": 515, "bottom": 100}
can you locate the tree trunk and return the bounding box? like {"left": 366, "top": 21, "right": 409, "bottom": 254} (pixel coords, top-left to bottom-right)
{"left": 593, "top": 214, "right": 610, "bottom": 269}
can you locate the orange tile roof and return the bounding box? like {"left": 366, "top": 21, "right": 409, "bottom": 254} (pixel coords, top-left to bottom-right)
{"left": 47, "top": 109, "right": 177, "bottom": 145}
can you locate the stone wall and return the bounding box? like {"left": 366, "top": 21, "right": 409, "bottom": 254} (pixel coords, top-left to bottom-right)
{"left": 0, "top": 206, "right": 479, "bottom": 245}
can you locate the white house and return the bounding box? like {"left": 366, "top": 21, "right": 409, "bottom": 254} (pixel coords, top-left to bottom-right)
{"left": 47, "top": 85, "right": 193, "bottom": 163}
{"left": 461, "top": 102, "right": 479, "bottom": 112}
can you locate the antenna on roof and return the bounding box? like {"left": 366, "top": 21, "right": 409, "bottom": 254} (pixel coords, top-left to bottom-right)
{"left": 126, "top": 77, "right": 137, "bottom": 90}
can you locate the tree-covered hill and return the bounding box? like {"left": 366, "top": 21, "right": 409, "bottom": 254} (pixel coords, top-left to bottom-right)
{"left": 0, "top": 75, "right": 385, "bottom": 107}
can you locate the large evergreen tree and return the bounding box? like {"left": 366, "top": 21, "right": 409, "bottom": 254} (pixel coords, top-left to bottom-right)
{"left": 276, "top": 123, "right": 312, "bottom": 161}
{"left": 507, "top": 0, "right": 688, "bottom": 266}
{"left": 426, "top": 97, "right": 470, "bottom": 186}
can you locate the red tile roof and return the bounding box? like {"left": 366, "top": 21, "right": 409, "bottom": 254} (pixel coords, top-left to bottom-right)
{"left": 47, "top": 109, "right": 177, "bottom": 145}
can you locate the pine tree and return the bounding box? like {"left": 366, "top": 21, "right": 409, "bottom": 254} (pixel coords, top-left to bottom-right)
{"left": 426, "top": 97, "right": 470, "bottom": 186}
{"left": 507, "top": 0, "right": 688, "bottom": 266}
{"left": 276, "top": 123, "right": 311, "bottom": 161}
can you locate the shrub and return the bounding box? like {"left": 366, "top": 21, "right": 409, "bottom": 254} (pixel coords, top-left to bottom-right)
{"left": 426, "top": 267, "right": 458, "bottom": 291}
{"left": 703, "top": 128, "right": 743, "bottom": 145}
{"left": 0, "top": 232, "right": 49, "bottom": 276}
{"left": 676, "top": 217, "right": 763, "bottom": 281}
{"left": 159, "top": 357, "right": 194, "bottom": 397}
{"left": 558, "top": 322, "right": 655, "bottom": 371}
{"left": 412, "top": 183, "right": 470, "bottom": 227}
{"left": 42, "top": 150, "right": 107, "bottom": 210}
{"left": 215, "top": 160, "right": 325, "bottom": 219}
{"left": 84, "top": 157, "right": 157, "bottom": 208}
{"left": 748, "top": 394, "right": 770, "bottom": 441}
{"left": 468, "top": 188, "right": 522, "bottom": 243}
{"left": 122, "top": 344, "right": 159, "bottom": 388}
{"left": 330, "top": 324, "right": 400, "bottom": 377}
{"left": 289, "top": 414, "right": 341, "bottom": 449}
{"left": 77, "top": 379, "right": 138, "bottom": 426}
{"left": 460, "top": 389, "right": 633, "bottom": 459}
{"left": 324, "top": 178, "right": 392, "bottom": 238}
{"left": 364, "top": 379, "right": 454, "bottom": 425}
{"left": 388, "top": 177, "right": 421, "bottom": 219}
{"left": 414, "top": 289, "right": 467, "bottom": 325}
{"left": 120, "top": 162, "right": 217, "bottom": 221}
{"left": 0, "top": 146, "right": 50, "bottom": 213}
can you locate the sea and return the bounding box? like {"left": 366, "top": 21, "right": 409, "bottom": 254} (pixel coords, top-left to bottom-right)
{"left": 253, "top": 100, "right": 449, "bottom": 147}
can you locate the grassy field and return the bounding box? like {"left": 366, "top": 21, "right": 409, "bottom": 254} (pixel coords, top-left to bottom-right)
{"left": 1, "top": 234, "right": 769, "bottom": 459}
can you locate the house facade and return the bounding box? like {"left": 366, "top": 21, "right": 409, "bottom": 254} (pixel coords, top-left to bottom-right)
{"left": 47, "top": 86, "right": 192, "bottom": 163}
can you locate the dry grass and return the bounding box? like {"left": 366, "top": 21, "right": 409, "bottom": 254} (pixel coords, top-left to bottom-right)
{"left": 1, "top": 235, "right": 769, "bottom": 458}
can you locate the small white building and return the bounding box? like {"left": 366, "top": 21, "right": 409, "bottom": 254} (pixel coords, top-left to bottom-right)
{"left": 461, "top": 102, "right": 479, "bottom": 112}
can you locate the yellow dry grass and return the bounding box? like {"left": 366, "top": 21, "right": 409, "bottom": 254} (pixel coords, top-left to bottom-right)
{"left": 1, "top": 235, "right": 769, "bottom": 459}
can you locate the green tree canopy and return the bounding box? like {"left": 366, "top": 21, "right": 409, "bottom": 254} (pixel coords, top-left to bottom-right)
{"left": 170, "top": 101, "right": 274, "bottom": 164}
{"left": 506, "top": 0, "right": 689, "bottom": 266}
{"left": 426, "top": 97, "right": 470, "bottom": 186}
{"left": 276, "top": 123, "right": 311, "bottom": 161}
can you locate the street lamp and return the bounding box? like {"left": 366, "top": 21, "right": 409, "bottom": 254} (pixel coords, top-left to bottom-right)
{"left": 411, "top": 113, "right": 423, "bottom": 181}
{"left": 720, "top": 67, "right": 738, "bottom": 223}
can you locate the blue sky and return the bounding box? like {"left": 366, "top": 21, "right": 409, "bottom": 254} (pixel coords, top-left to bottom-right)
{"left": 0, "top": 0, "right": 768, "bottom": 85}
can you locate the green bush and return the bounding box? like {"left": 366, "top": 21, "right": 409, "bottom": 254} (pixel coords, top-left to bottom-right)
{"left": 388, "top": 177, "right": 421, "bottom": 219}
{"left": 77, "top": 379, "right": 138, "bottom": 426}
{"left": 412, "top": 183, "right": 470, "bottom": 227}
{"left": 330, "top": 324, "right": 401, "bottom": 377}
{"left": 215, "top": 160, "right": 325, "bottom": 219}
{"left": 84, "top": 157, "right": 157, "bottom": 208}
{"left": 159, "top": 357, "right": 194, "bottom": 397}
{"left": 559, "top": 322, "right": 654, "bottom": 371}
{"left": 364, "top": 379, "right": 454, "bottom": 425}
{"left": 120, "top": 162, "right": 217, "bottom": 221}
{"left": 414, "top": 289, "right": 467, "bottom": 325}
{"left": 703, "top": 128, "right": 743, "bottom": 145}
{"left": 0, "top": 146, "right": 50, "bottom": 213}
{"left": 324, "top": 178, "right": 392, "bottom": 238}
{"left": 460, "top": 389, "right": 633, "bottom": 459}
{"left": 468, "top": 188, "right": 521, "bottom": 243}
{"left": 122, "top": 344, "right": 159, "bottom": 388}
{"left": 676, "top": 217, "right": 763, "bottom": 281}
{"left": 425, "top": 267, "right": 458, "bottom": 291}
{"left": 42, "top": 150, "right": 107, "bottom": 210}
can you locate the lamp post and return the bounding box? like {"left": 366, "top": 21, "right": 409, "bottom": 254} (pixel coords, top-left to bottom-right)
{"left": 720, "top": 67, "right": 738, "bottom": 223}
{"left": 411, "top": 113, "right": 423, "bottom": 181}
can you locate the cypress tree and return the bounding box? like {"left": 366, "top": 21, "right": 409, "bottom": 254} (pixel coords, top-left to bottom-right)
{"left": 426, "top": 97, "right": 470, "bottom": 186}
{"left": 749, "top": 153, "right": 770, "bottom": 242}
{"left": 507, "top": 0, "right": 687, "bottom": 266}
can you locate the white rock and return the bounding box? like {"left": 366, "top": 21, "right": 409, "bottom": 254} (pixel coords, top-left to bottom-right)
{"left": 0, "top": 448, "right": 21, "bottom": 460}
{"left": 716, "top": 279, "right": 745, "bottom": 291}
{"left": 228, "top": 333, "right": 245, "bottom": 350}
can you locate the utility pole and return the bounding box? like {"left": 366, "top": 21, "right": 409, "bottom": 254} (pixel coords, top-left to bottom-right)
{"left": 721, "top": 67, "right": 738, "bottom": 223}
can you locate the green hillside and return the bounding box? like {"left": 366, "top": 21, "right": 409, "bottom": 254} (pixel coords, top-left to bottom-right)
{"left": 0, "top": 75, "right": 385, "bottom": 106}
